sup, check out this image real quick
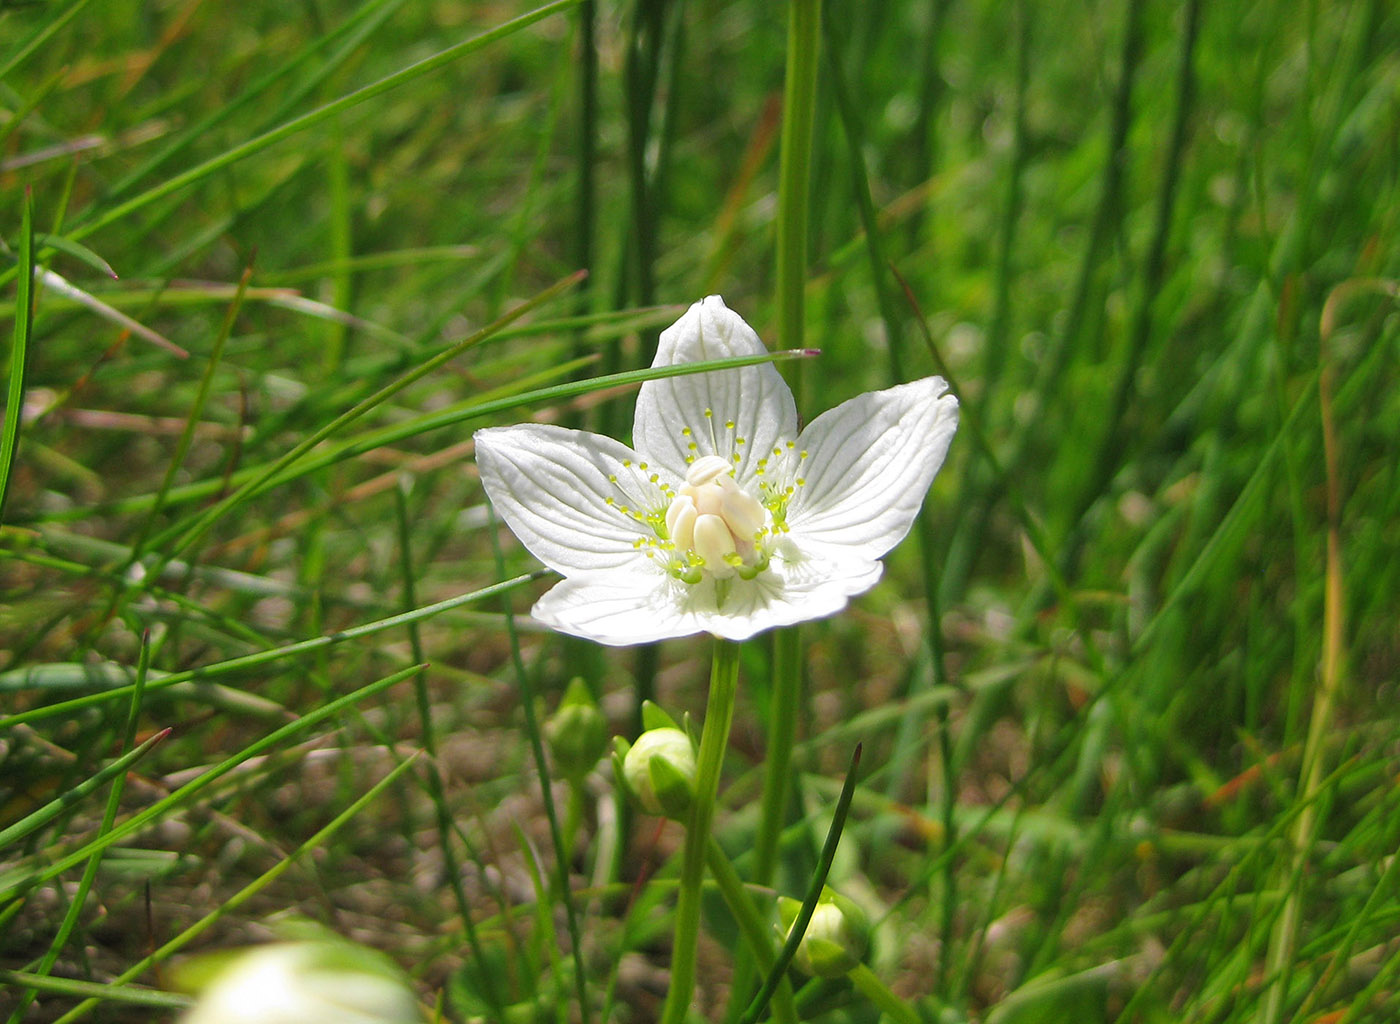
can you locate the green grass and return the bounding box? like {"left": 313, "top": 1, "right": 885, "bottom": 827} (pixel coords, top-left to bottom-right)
{"left": 2, "top": 0, "right": 1399, "bottom": 1022}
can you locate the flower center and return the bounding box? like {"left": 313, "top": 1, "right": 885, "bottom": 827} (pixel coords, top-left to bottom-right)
{"left": 662, "top": 455, "right": 770, "bottom": 583}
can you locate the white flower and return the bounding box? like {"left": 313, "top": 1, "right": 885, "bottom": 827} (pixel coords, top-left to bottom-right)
{"left": 178, "top": 942, "right": 421, "bottom": 1024}
{"left": 474, "top": 296, "right": 958, "bottom": 646}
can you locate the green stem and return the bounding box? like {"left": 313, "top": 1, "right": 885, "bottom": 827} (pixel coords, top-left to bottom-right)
{"left": 774, "top": 0, "right": 821, "bottom": 388}
{"left": 755, "top": 628, "right": 801, "bottom": 887}
{"left": 573, "top": 0, "right": 596, "bottom": 286}
{"left": 847, "top": 963, "right": 924, "bottom": 1024}
{"left": 565, "top": 779, "right": 586, "bottom": 863}
{"left": 750, "top": 0, "right": 819, "bottom": 998}
{"left": 661, "top": 639, "right": 741, "bottom": 1024}
{"left": 705, "top": 840, "right": 797, "bottom": 1024}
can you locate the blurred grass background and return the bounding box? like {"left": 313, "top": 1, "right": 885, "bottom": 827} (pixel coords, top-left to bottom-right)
{"left": 1, "top": 0, "right": 1398, "bottom": 1021}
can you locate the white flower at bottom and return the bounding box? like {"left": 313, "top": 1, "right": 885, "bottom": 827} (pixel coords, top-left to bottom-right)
{"left": 179, "top": 942, "right": 420, "bottom": 1024}
{"left": 474, "top": 295, "right": 958, "bottom": 646}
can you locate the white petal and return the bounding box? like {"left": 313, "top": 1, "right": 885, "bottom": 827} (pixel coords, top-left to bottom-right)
{"left": 474, "top": 423, "right": 673, "bottom": 575}
{"left": 633, "top": 296, "right": 798, "bottom": 483}
{"left": 692, "top": 556, "right": 885, "bottom": 641}
{"left": 531, "top": 555, "right": 885, "bottom": 645}
{"left": 785, "top": 376, "right": 958, "bottom": 561}
{"left": 531, "top": 572, "right": 703, "bottom": 646}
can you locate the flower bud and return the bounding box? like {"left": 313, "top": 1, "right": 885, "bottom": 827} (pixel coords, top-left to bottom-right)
{"left": 779, "top": 887, "right": 869, "bottom": 979}
{"left": 544, "top": 678, "right": 609, "bottom": 782}
{"left": 178, "top": 940, "right": 421, "bottom": 1024}
{"left": 621, "top": 727, "right": 696, "bottom": 820}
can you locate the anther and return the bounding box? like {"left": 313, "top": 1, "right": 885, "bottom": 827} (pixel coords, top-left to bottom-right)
{"left": 685, "top": 454, "right": 731, "bottom": 487}
{"left": 692, "top": 514, "right": 737, "bottom": 577}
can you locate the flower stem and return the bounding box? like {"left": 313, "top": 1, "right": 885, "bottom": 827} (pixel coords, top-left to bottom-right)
{"left": 758, "top": 2, "right": 819, "bottom": 1002}
{"left": 661, "top": 638, "right": 741, "bottom": 1024}
{"left": 755, "top": 627, "right": 801, "bottom": 886}
{"left": 847, "top": 963, "right": 924, "bottom": 1024}
{"left": 705, "top": 839, "right": 798, "bottom": 1024}
{"left": 723, "top": 631, "right": 799, "bottom": 1023}
{"left": 774, "top": 0, "right": 821, "bottom": 395}
{"left": 565, "top": 778, "right": 585, "bottom": 864}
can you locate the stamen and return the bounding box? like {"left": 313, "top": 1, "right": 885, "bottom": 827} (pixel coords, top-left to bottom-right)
{"left": 650, "top": 447, "right": 777, "bottom": 585}
{"left": 692, "top": 514, "right": 736, "bottom": 577}
{"left": 665, "top": 495, "right": 698, "bottom": 551}
{"left": 685, "top": 455, "right": 731, "bottom": 487}
{"left": 721, "top": 487, "right": 766, "bottom": 538}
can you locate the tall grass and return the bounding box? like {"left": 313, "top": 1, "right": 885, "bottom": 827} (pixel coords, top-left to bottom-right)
{"left": 2, "top": 0, "right": 1398, "bottom": 1022}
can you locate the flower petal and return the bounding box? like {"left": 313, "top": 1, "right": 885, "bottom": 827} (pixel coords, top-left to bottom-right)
{"left": 531, "top": 572, "right": 701, "bottom": 646}
{"left": 693, "top": 557, "right": 885, "bottom": 641}
{"left": 474, "top": 423, "right": 673, "bottom": 575}
{"left": 530, "top": 554, "right": 885, "bottom": 646}
{"left": 785, "top": 376, "right": 958, "bottom": 561}
{"left": 633, "top": 296, "right": 798, "bottom": 483}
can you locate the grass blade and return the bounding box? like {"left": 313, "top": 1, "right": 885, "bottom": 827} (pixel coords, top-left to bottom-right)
{"left": 0, "top": 188, "right": 34, "bottom": 527}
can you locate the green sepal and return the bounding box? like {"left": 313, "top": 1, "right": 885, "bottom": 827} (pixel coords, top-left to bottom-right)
{"left": 641, "top": 700, "right": 680, "bottom": 731}
{"left": 647, "top": 751, "right": 696, "bottom": 820}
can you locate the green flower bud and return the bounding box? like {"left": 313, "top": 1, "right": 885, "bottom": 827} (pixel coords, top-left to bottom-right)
{"left": 621, "top": 727, "right": 696, "bottom": 820}
{"left": 778, "top": 887, "right": 869, "bottom": 979}
{"left": 544, "top": 678, "right": 609, "bottom": 781}
{"left": 177, "top": 940, "right": 421, "bottom": 1024}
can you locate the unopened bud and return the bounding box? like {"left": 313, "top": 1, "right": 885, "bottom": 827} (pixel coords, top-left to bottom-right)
{"left": 621, "top": 727, "right": 696, "bottom": 819}
{"left": 779, "top": 887, "right": 869, "bottom": 979}
{"left": 544, "top": 678, "right": 609, "bottom": 781}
